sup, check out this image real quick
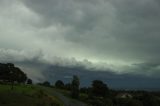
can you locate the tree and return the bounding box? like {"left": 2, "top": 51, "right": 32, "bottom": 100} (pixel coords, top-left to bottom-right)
{"left": 27, "top": 79, "right": 33, "bottom": 84}
{"left": 12, "top": 67, "right": 27, "bottom": 83}
{"left": 91, "top": 80, "right": 109, "bottom": 97}
{"left": 55, "top": 80, "right": 64, "bottom": 89}
{"left": 0, "top": 63, "right": 27, "bottom": 83}
{"left": 71, "top": 75, "right": 80, "bottom": 99}
{"left": 42, "top": 81, "right": 50, "bottom": 87}
{"left": 0, "top": 63, "right": 27, "bottom": 90}
{"left": 0, "top": 63, "right": 14, "bottom": 82}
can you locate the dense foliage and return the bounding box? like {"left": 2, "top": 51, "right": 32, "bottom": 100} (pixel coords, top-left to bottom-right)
{"left": 0, "top": 63, "right": 27, "bottom": 84}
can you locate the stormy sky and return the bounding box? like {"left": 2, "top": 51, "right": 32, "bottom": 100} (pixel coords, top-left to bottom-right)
{"left": 0, "top": 0, "right": 160, "bottom": 88}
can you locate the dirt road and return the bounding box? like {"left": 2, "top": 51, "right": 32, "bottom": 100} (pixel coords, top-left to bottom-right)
{"left": 40, "top": 86, "right": 87, "bottom": 106}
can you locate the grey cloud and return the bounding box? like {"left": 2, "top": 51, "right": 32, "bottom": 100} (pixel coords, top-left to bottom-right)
{"left": 0, "top": 0, "right": 160, "bottom": 84}
{"left": 0, "top": 48, "right": 112, "bottom": 72}
{"left": 131, "top": 62, "right": 160, "bottom": 77}
{"left": 20, "top": 0, "right": 160, "bottom": 62}
{"left": 21, "top": 0, "right": 112, "bottom": 32}
{"left": 1, "top": 48, "right": 160, "bottom": 78}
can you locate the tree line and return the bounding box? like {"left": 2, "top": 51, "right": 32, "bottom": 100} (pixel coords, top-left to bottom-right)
{"left": 54, "top": 77, "right": 160, "bottom": 106}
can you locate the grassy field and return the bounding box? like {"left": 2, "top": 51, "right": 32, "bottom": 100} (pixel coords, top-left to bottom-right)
{"left": 0, "top": 84, "right": 63, "bottom": 106}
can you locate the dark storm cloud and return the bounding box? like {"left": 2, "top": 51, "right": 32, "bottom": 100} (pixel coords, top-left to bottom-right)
{"left": 0, "top": 0, "right": 160, "bottom": 84}
{"left": 44, "top": 65, "right": 160, "bottom": 90}
{"left": 1, "top": 48, "right": 160, "bottom": 78}
{"left": 1, "top": 48, "right": 160, "bottom": 89}
{"left": 20, "top": 0, "right": 160, "bottom": 62}
{"left": 22, "top": 0, "right": 104, "bottom": 30}
{"left": 108, "top": 0, "right": 160, "bottom": 59}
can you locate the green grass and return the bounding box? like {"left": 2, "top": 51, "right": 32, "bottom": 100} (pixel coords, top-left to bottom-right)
{"left": 0, "top": 84, "right": 63, "bottom": 106}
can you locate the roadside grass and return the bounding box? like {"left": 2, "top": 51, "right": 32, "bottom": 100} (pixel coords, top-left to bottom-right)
{"left": 0, "top": 84, "right": 63, "bottom": 106}
{"left": 36, "top": 86, "right": 64, "bottom": 106}
{"left": 54, "top": 88, "right": 89, "bottom": 103}
{"left": 54, "top": 88, "right": 70, "bottom": 97}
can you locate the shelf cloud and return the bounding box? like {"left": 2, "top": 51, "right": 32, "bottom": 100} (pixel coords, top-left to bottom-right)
{"left": 0, "top": 0, "right": 160, "bottom": 87}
